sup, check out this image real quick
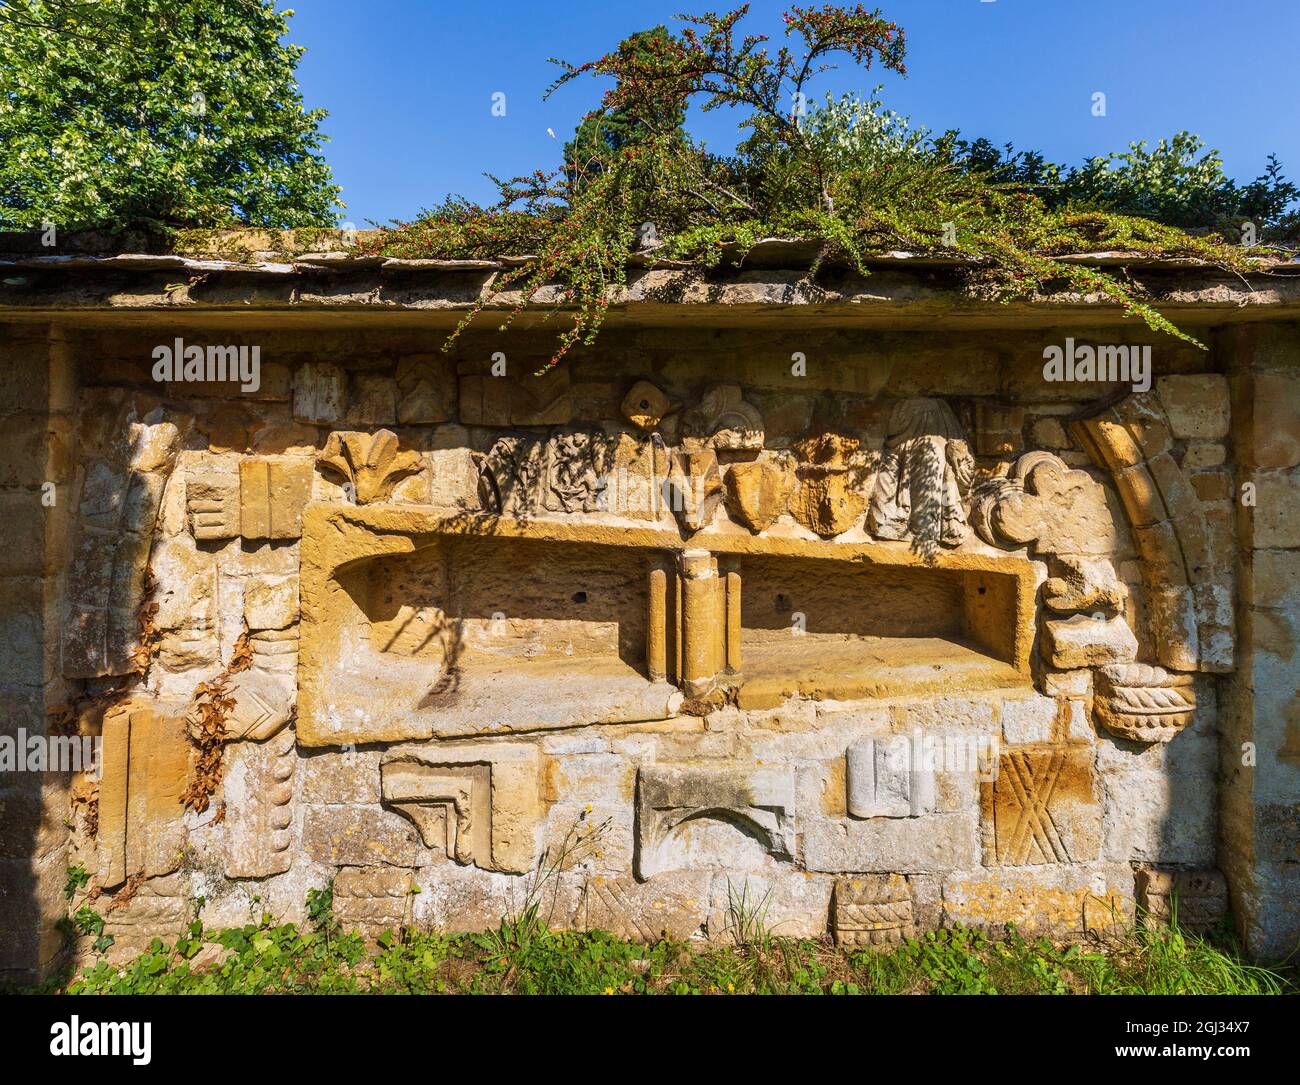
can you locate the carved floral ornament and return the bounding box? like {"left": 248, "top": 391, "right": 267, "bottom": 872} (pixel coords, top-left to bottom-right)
{"left": 318, "top": 429, "right": 423, "bottom": 504}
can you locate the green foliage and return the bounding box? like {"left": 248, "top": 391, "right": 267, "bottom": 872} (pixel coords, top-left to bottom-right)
{"left": 63, "top": 862, "right": 89, "bottom": 901}
{"left": 0, "top": 0, "right": 342, "bottom": 230}
{"left": 365, "top": 5, "right": 1291, "bottom": 367}
{"left": 561, "top": 26, "right": 688, "bottom": 187}
{"left": 40, "top": 881, "right": 1291, "bottom": 995}
{"left": 71, "top": 904, "right": 114, "bottom": 956}
{"left": 1059, "top": 135, "right": 1299, "bottom": 236}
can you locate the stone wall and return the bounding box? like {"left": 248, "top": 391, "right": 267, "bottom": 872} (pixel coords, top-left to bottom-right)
{"left": 1, "top": 313, "right": 1294, "bottom": 975}
{"left": 1223, "top": 323, "right": 1300, "bottom": 958}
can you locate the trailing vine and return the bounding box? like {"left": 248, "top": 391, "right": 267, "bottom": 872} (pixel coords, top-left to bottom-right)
{"left": 360, "top": 4, "right": 1287, "bottom": 367}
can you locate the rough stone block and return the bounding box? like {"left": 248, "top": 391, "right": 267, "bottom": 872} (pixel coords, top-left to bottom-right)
{"left": 1042, "top": 613, "right": 1138, "bottom": 669}
{"left": 1136, "top": 868, "right": 1228, "bottom": 933}
{"left": 303, "top": 748, "right": 382, "bottom": 805}
{"left": 942, "top": 865, "right": 1133, "bottom": 935}
{"left": 1249, "top": 371, "right": 1300, "bottom": 469}
{"left": 293, "top": 363, "right": 346, "bottom": 424}
{"left": 239, "top": 457, "right": 312, "bottom": 539}
{"left": 1253, "top": 466, "right": 1300, "bottom": 549}
{"left": 302, "top": 804, "right": 419, "bottom": 866}
{"left": 1156, "top": 374, "right": 1230, "bottom": 438}
{"left": 346, "top": 373, "right": 398, "bottom": 425}
{"left": 1001, "top": 695, "right": 1059, "bottom": 745}
{"left": 805, "top": 812, "right": 977, "bottom": 874}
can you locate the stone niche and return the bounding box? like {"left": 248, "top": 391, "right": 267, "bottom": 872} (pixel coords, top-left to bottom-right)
{"left": 730, "top": 546, "right": 1034, "bottom": 710}
{"left": 298, "top": 506, "right": 685, "bottom": 745}
{"left": 298, "top": 503, "right": 1036, "bottom": 745}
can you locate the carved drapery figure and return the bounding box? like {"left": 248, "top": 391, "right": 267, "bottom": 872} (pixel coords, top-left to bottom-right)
{"left": 476, "top": 434, "right": 545, "bottom": 516}
{"left": 869, "top": 398, "right": 974, "bottom": 555}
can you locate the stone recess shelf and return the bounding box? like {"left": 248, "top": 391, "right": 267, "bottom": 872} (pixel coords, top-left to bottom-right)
{"left": 298, "top": 504, "right": 1037, "bottom": 746}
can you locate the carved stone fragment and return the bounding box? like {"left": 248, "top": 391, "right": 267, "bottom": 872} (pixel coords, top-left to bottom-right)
{"left": 186, "top": 473, "right": 239, "bottom": 541}
{"left": 846, "top": 737, "right": 936, "bottom": 819}
{"left": 869, "top": 398, "right": 973, "bottom": 553}
{"left": 971, "top": 450, "right": 1117, "bottom": 557}
{"left": 477, "top": 434, "right": 546, "bottom": 516}
{"left": 544, "top": 427, "right": 614, "bottom": 513}
{"left": 1094, "top": 663, "right": 1196, "bottom": 744}
{"left": 64, "top": 414, "right": 180, "bottom": 678}
{"left": 724, "top": 457, "right": 795, "bottom": 533}
{"left": 396, "top": 355, "right": 457, "bottom": 424}
{"left": 683, "top": 384, "right": 764, "bottom": 450}
{"left": 620, "top": 380, "right": 678, "bottom": 432}
{"left": 223, "top": 724, "right": 297, "bottom": 877}
{"left": 832, "top": 875, "right": 915, "bottom": 949}
{"left": 665, "top": 447, "right": 724, "bottom": 533}
{"left": 980, "top": 746, "right": 1101, "bottom": 866}
{"left": 635, "top": 763, "right": 794, "bottom": 880}
{"left": 789, "top": 432, "right": 866, "bottom": 538}
{"left": 318, "top": 429, "right": 423, "bottom": 504}
{"left": 380, "top": 743, "right": 540, "bottom": 874}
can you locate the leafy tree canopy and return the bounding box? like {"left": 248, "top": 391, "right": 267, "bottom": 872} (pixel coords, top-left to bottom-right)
{"left": 0, "top": 0, "right": 342, "bottom": 230}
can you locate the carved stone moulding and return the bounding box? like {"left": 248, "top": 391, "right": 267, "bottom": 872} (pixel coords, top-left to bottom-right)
{"left": 832, "top": 875, "right": 915, "bottom": 949}
{"left": 635, "top": 763, "right": 794, "bottom": 881}
{"left": 379, "top": 743, "right": 540, "bottom": 874}
{"left": 97, "top": 701, "right": 190, "bottom": 888}
{"left": 1093, "top": 663, "right": 1196, "bottom": 744}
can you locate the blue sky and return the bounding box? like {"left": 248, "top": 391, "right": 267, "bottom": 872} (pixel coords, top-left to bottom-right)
{"left": 287, "top": 0, "right": 1300, "bottom": 225}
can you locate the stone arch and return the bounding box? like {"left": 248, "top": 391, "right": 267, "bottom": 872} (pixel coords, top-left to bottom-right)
{"left": 1070, "top": 391, "right": 1233, "bottom": 674}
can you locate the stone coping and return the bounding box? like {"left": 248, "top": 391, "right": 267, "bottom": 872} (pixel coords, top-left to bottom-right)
{"left": 1, "top": 232, "right": 1297, "bottom": 326}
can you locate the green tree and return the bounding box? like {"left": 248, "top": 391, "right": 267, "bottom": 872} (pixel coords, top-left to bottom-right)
{"left": 0, "top": 0, "right": 342, "bottom": 230}
{"left": 560, "top": 26, "right": 688, "bottom": 189}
